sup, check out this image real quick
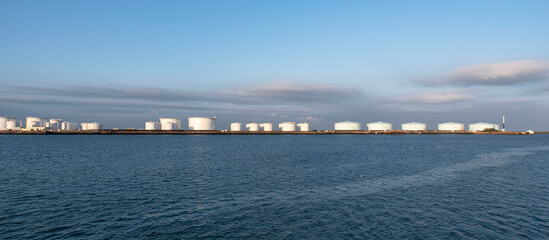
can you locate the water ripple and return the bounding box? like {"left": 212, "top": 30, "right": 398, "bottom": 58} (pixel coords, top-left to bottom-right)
{"left": 1, "top": 135, "right": 548, "bottom": 239}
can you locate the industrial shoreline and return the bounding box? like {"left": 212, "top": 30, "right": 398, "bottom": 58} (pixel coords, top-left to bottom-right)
{"left": 2, "top": 116, "right": 517, "bottom": 133}
{"left": 0, "top": 130, "right": 538, "bottom": 135}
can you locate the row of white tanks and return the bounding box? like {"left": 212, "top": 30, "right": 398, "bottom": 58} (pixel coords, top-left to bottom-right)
{"left": 334, "top": 121, "right": 396, "bottom": 131}
{"left": 230, "top": 122, "right": 310, "bottom": 131}
{"left": 145, "top": 117, "right": 216, "bottom": 130}
{"left": 27, "top": 117, "right": 95, "bottom": 130}
{"left": 334, "top": 121, "right": 499, "bottom": 131}
{"left": 1, "top": 117, "right": 98, "bottom": 131}
{"left": 3, "top": 116, "right": 499, "bottom": 132}
{"left": 0, "top": 117, "right": 23, "bottom": 130}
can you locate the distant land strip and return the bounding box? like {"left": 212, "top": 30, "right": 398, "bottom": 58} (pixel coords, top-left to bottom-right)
{"left": 0, "top": 130, "right": 538, "bottom": 135}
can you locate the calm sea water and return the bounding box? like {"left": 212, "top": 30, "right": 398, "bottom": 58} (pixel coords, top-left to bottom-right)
{"left": 1, "top": 135, "right": 548, "bottom": 239}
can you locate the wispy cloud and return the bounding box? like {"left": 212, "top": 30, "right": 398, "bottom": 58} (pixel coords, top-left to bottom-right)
{"left": 1, "top": 82, "right": 364, "bottom": 116}
{"left": 413, "top": 60, "right": 549, "bottom": 86}
{"left": 396, "top": 89, "right": 475, "bottom": 104}
{"left": 6, "top": 82, "right": 362, "bottom": 105}
{"left": 483, "top": 97, "right": 536, "bottom": 103}
{"left": 231, "top": 82, "right": 363, "bottom": 103}
{"left": 7, "top": 86, "right": 235, "bottom": 103}
{"left": 298, "top": 116, "right": 320, "bottom": 121}
{"left": 538, "top": 83, "right": 549, "bottom": 92}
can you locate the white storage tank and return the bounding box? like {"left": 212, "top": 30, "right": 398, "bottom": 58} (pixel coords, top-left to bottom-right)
{"left": 367, "top": 121, "right": 393, "bottom": 131}
{"left": 145, "top": 121, "right": 161, "bottom": 130}
{"left": 401, "top": 122, "right": 427, "bottom": 131}
{"left": 469, "top": 122, "right": 499, "bottom": 132}
{"left": 0, "top": 117, "right": 16, "bottom": 130}
{"left": 188, "top": 117, "right": 216, "bottom": 130}
{"left": 246, "top": 123, "right": 260, "bottom": 131}
{"left": 334, "top": 121, "right": 361, "bottom": 130}
{"left": 162, "top": 122, "right": 177, "bottom": 130}
{"left": 89, "top": 122, "right": 102, "bottom": 130}
{"left": 81, "top": 122, "right": 102, "bottom": 130}
{"left": 6, "top": 120, "right": 18, "bottom": 130}
{"left": 28, "top": 121, "right": 41, "bottom": 128}
{"left": 61, "top": 122, "right": 78, "bottom": 130}
{"left": 26, "top": 117, "right": 48, "bottom": 128}
{"left": 230, "top": 123, "right": 243, "bottom": 131}
{"left": 279, "top": 122, "right": 297, "bottom": 131}
{"left": 297, "top": 123, "right": 310, "bottom": 131}
{"left": 260, "top": 123, "right": 273, "bottom": 132}
{"left": 48, "top": 119, "right": 63, "bottom": 130}
{"left": 438, "top": 122, "right": 465, "bottom": 131}
{"left": 160, "top": 118, "right": 181, "bottom": 130}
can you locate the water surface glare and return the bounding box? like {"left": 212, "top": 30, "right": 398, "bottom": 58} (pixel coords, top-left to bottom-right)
{"left": 1, "top": 135, "right": 548, "bottom": 239}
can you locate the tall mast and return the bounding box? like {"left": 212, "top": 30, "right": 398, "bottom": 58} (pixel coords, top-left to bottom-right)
{"left": 502, "top": 115, "right": 505, "bottom": 132}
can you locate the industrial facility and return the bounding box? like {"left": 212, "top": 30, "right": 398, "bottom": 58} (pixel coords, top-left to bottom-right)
{"left": 367, "top": 121, "right": 393, "bottom": 131}
{"left": 0, "top": 117, "right": 22, "bottom": 130}
{"left": 189, "top": 117, "right": 216, "bottom": 130}
{"left": 1, "top": 117, "right": 90, "bottom": 131}
{"left": 0, "top": 117, "right": 21, "bottom": 130}
{"left": 438, "top": 122, "right": 465, "bottom": 131}
{"left": 2, "top": 114, "right": 528, "bottom": 134}
{"left": 401, "top": 122, "right": 427, "bottom": 131}
{"left": 44, "top": 119, "right": 77, "bottom": 130}
{"left": 26, "top": 117, "right": 49, "bottom": 129}
{"left": 469, "top": 122, "right": 499, "bottom": 132}
{"left": 334, "top": 121, "right": 361, "bottom": 130}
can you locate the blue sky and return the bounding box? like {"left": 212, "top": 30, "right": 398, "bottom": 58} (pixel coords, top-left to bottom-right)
{"left": 1, "top": 1, "right": 549, "bottom": 130}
